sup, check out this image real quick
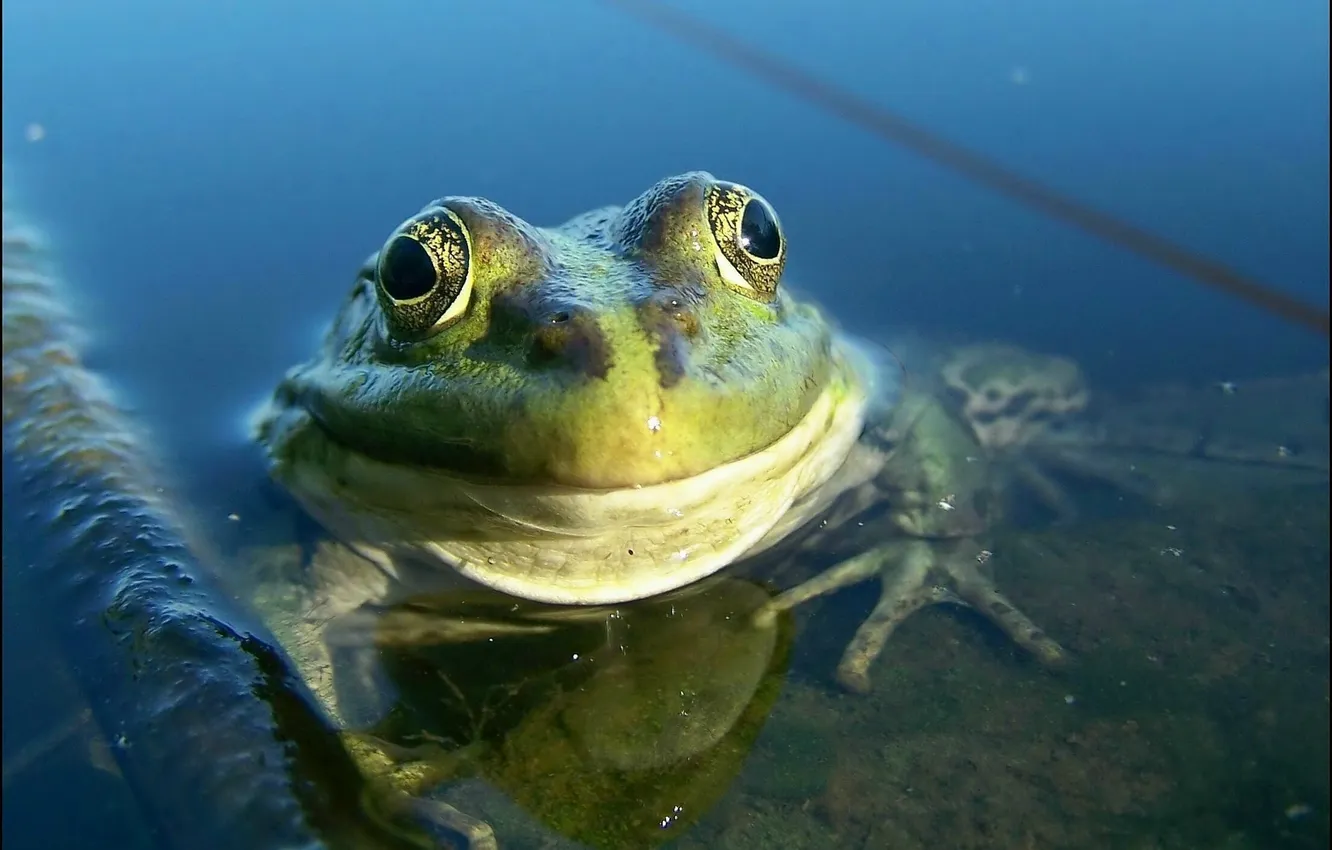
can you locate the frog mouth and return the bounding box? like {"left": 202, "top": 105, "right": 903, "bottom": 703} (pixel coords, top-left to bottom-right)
{"left": 259, "top": 359, "right": 872, "bottom": 604}
{"left": 262, "top": 357, "right": 828, "bottom": 490}
{"left": 266, "top": 355, "right": 859, "bottom": 487}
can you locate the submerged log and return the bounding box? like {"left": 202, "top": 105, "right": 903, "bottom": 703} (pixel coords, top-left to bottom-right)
{"left": 1, "top": 163, "right": 415, "bottom": 850}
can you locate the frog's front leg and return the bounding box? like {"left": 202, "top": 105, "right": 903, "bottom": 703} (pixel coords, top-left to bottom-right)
{"left": 371, "top": 794, "right": 499, "bottom": 850}
{"left": 346, "top": 734, "right": 499, "bottom": 850}
{"left": 252, "top": 539, "right": 395, "bottom": 728}
{"left": 255, "top": 543, "right": 505, "bottom": 848}
{"left": 762, "top": 538, "right": 1067, "bottom": 693}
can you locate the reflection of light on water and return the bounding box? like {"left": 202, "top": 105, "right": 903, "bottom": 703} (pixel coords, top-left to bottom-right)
{"left": 1009, "top": 66, "right": 1032, "bottom": 86}
{"left": 25, "top": 123, "right": 45, "bottom": 142}
{"left": 658, "top": 803, "right": 685, "bottom": 829}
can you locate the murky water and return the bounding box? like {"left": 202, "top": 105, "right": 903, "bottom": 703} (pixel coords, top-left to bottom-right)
{"left": 4, "top": 2, "right": 1328, "bottom": 848}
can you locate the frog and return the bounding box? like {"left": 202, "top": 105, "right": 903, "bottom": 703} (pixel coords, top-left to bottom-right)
{"left": 758, "top": 339, "right": 1159, "bottom": 692}
{"left": 777, "top": 334, "right": 1332, "bottom": 694}
{"left": 939, "top": 342, "right": 1170, "bottom": 519}
{"left": 329, "top": 576, "right": 793, "bottom": 850}
{"left": 246, "top": 171, "right": 1071, "bottom": 839}
{"left": 251, "top": 172, "right": 880, "bottom": 620}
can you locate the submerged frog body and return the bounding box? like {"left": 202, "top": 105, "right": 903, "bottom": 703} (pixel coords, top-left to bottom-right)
{"left": 334, "top": 577, "right": 793, "bottom": 850}
{"left": 762, "top": 341, "right": 1152, "bottom": 691}
{"left": 250, "top": 172, "right": 1096, "bottom": 839}
{"left": 940, "top": 342, "right": 1166, "bottom": 519}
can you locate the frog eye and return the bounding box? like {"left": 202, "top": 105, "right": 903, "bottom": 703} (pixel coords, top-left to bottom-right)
{"left": 375, "top": 207, "right": 474, "bottom": 338}
{"left": 704, "top": 181, "right": 786, "bottom": 301}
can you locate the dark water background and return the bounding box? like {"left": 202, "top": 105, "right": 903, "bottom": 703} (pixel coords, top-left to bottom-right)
{"left": 3, "top": 0, "right": 1327, "bottom": 467}
{"left": 3, "top": 0, "right": 1328, "bottom": 848}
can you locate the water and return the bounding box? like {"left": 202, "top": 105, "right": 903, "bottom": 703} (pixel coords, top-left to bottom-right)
{"left": 3, "top": 1, "right": 1328, "bottom": 847}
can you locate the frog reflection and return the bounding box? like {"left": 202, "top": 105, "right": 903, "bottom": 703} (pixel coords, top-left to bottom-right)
{"left": 325, "top": 577, "right": 792, "bottom": 850}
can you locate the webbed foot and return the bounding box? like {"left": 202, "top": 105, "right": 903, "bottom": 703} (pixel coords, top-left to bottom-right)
{"left": 762, "top": 538, "right": 1066, "bottom": 693}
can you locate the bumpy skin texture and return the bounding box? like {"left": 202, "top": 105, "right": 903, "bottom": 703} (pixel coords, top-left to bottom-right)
{"left": 262, "top": 172, "right": 834, "bottom": 491}
{"left": 254, "top": 171, "right": 877, "bottom": 612}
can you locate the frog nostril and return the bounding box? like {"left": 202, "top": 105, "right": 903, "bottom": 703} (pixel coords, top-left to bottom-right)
{"left": 671, "top": 308, "right": 700, "bottom": 338}
{"left": 639, "top": 293, "right": 701, "bottom": 340}
{"left": 529, "top": 313, "right": 611, "bottom": 379}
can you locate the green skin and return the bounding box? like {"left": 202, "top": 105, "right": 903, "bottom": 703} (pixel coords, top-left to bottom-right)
{"left": 263, "top": 172, "right": 834, "bottom": 490}
{"left": 333, "top": 578, "right": 793, "bottom": 850}
{"left": 249, "top": 172, "right": 1092, "bottom": 843}
{"left": 761, "top": 366, "right": 1075, "bottom": 695}
{"left": 253, "top": 171, "right": 881, "bottom": 610}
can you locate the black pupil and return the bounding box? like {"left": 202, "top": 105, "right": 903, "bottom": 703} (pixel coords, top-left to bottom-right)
{"left": 381, "top": 237, "right": 437, "bottom": 301}
{"left": 739, "top": 199, "right": 781, "bottom": 260}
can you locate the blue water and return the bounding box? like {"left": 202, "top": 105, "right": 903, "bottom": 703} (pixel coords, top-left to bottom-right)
{"left": 3, "top": 1, "right": 1328, "bottom": 848}
{"left": 3, "top": 0, "right": 1327, "bottom": 463}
